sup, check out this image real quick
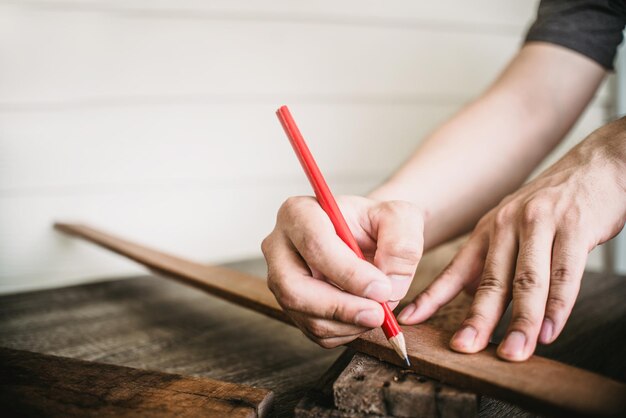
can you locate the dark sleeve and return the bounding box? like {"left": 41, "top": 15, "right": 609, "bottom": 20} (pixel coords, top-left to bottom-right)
{"left": 525, "top": 0, "right": 626, "bottom": 70}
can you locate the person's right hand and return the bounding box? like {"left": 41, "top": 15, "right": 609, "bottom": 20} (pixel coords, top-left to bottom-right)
{"left": 261, "top": 195, "right": 425, "bottom": 348}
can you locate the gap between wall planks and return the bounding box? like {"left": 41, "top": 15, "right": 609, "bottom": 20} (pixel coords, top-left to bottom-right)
{"left": 53, "top": 223, "right": 626, "bottom": 417}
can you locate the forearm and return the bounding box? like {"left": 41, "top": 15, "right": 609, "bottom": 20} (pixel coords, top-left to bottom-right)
{"left": 370, "top": 43, "right": 605, "bottom": 249}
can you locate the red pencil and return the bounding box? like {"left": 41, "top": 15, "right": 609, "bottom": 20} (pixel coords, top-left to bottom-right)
{"left": 276, "top": 105, "right": 409, "bottom": 366}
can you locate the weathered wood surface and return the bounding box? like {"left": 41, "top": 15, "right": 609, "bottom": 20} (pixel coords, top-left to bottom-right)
{"left": 0, "top": 276, "right": 340, "bottom": 417}
{"left": 333, "top": 353, "right": 476, "bottom": 417}
{"left": 51, "top": 223, "right": 626, "bottom": 417}
{"left": 0, "top": 347, "right": 273, "bottom": 417}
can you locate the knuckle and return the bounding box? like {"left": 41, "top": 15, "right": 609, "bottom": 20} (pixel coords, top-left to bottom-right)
{"left": 260, "top": 236, "right": 272, "bottom": 256}
{"left": 339, "top": 263, "right": 360, "bottom": 287}
{"left": 327, "top": 301, "right": 342, "bottom": 322}
{"left": 513, "top": 271, "right": 542, "bottom": 292}
{"left": 475, "top": 210, "right": 493, "bottom": 231}
{"left": 278, "top": 196, "right": 311, "bottom": 221}
{"left": 381, "top": 200, "right": 411, "bottom": 215}
{"left": 307, "top": 319, "right": 330, "bottom": 338}
{"left": 463, "top": 310, "right": 489, "bottom": 327}
{"left": 494, "top": 205, "right": 514, "bottom": 229}
{"left": 562, "top": 208, "right": 583, "bottom": 227}
{"left": 384, "top": 241, "right": 422, "bottom": 264}
{"left": 317, "top": 338, "right": 339, "bottom": 349}
{"left": 521, "top": 200, "right": 549, "bottom": 225}
{"left": 270, "top": 278, "right": 298, "bottom": 310}
{"left": 280, "top": 289, "right": 299, "bottom": 311}
{"left": 277, "top": 197, "right": 297, "bottom": 219}
{"left": 438, "top": 263, "right": 458, "bottom": 281}
{"left": 477, "top": 273, "right": 506, "bottom": 295}
{"left": 509, "top": 311, "right": 538, "bottom": 329}
{"left": 546, "top": 294, "right": 568, "bottom": 312}
{"left": 282, "top": 196, "right": 301, "bottom": 211}
{"left": 417, "top": 287, "right": 440, "bottom": 310}
{"left": 300, "top": 233, "right": 323, "bottom": 258}
{"left": 266, "top": 272, "right": 279, "bottom": 296}
{"left": 551, "top": 267, "right": 572, "bottom": 285}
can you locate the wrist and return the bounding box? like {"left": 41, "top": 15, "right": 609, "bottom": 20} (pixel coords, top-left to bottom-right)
{"left": 583, "top": 117, "right": 626, "bottom": 195}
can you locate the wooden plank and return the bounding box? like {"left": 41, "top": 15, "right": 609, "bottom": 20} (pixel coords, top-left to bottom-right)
{"left": 0, "top": 274, "right": 339, "bottom": 418}
{"left": 52, "top": 223, "right": 290, "bottom": 323}
{"left": 0, "top": 346, "right": 273, "bottom": 417}
{"left": 53, "top": 222, "right": 626, "bottom": 417}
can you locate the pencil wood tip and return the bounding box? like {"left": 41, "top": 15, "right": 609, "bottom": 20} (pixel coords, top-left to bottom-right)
{"left": 388, "top": 333, "right": 409, "bottom": 366}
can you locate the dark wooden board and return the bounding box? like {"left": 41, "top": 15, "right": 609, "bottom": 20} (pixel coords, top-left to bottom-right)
{"left": 0, "top": 276, "right": 340, "bottom": 417}
{"left": 0, "top": 347, "right": 273, "bottom": 417}
{"left": 333, "top": 353, "right": 476, "bottom": 417}
{"left": 51, "top": 223, "right": 626, "bottom": 417}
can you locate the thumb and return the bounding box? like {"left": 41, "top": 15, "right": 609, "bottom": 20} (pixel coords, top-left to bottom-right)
{"left": 371, "top": 201, "right": 424, "bottom": 302}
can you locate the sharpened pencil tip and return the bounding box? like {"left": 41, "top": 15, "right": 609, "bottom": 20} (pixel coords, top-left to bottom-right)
{"left": 388, "top": 333, "right": 409, "bottom": 367}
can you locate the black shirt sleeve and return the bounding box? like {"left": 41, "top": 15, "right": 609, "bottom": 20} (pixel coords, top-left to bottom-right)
{"left": 525, "top": 0, "right": 626, "bottom": 70}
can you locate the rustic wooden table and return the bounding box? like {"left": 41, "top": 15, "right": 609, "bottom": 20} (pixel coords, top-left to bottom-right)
{"left": 0, "top": 259, "right": 624, "bottom": 417}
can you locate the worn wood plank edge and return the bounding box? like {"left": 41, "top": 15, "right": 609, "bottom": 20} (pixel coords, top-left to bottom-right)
{"left": 53, "top": 222, "right": 626, "bottom": 417}
{"left": 0, "top": 346, "right": 274, "bottom": 417}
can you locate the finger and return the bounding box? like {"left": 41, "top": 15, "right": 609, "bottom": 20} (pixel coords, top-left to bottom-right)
{"left": 450, "top": 229, "right": 517, "bottom": 353}
{"left": 290, "top": 312, "right": 366, "bottom": 348}
{"left": 314, "top": 334, "right": 365, "bottom": 349}
{"left": 397, "top": 232, "right": 488, "bottom": 325}
{"left": 266, "top": 235, "right": 385, "bottom": 328}
{"left": 371, "top": 201, "right": 424, "bottom": 302}
{"left": 290, "top": 312, "right": 369, "bottom": 339}
{"left": 539, "top": 229, "right": 586, "bottom": 344}
{"left": 284, "top": 198, "right": 391, "bottom": 302}
{"left": 498, "top": 217, "right": 554, "bottom": 362}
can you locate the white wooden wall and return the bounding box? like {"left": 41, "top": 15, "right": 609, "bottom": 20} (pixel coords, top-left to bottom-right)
{"left": 0, "top": 0, "right": 613, "bottom": 293}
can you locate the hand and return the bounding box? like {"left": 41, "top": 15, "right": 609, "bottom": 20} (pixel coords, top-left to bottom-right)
{"left": 262, "top": 196, "right": 424, "bottom": 348}
{"left": 398, "top": 119, "right": 626, "bottom": 361}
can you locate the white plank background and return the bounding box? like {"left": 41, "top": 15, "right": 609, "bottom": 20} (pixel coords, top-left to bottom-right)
{"left": 0, "top": 0, "right": 615, "bottom": 293}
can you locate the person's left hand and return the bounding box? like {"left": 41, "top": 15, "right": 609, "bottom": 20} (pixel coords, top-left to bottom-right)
{"left": 397, "top": 118, "right": 626, "bottom": 361}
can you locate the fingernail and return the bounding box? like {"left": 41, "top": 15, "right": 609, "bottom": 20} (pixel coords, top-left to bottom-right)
{"left": 355, "top": 309, "right": 383, "bottom": 327}
{"left": 364, "top": 280, "right": 391, "bottom": 301}
{"left": 500, "top": 331, "right": 526, "bottom": 359}
{"left": 397, "top": 303, "right": 416, "bottom": 323}
{"left": 451, "top": 326, "right": 477, "bottom": 351}
{"left": 389, "top": 274, "right": 412, "bottom": 302}
{"left": 539, "top": 319, "right": 554, "bottom": 343}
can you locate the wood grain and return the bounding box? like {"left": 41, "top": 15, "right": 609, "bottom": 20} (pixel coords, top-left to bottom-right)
{"left": 54, "top": 222, "right": 626, "bottom": 417}
{"left": 0, "top": 274, "right": 339, "bottom": 418}
{"left": 0, "top": 346, "right": 273, "bottom": 417}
